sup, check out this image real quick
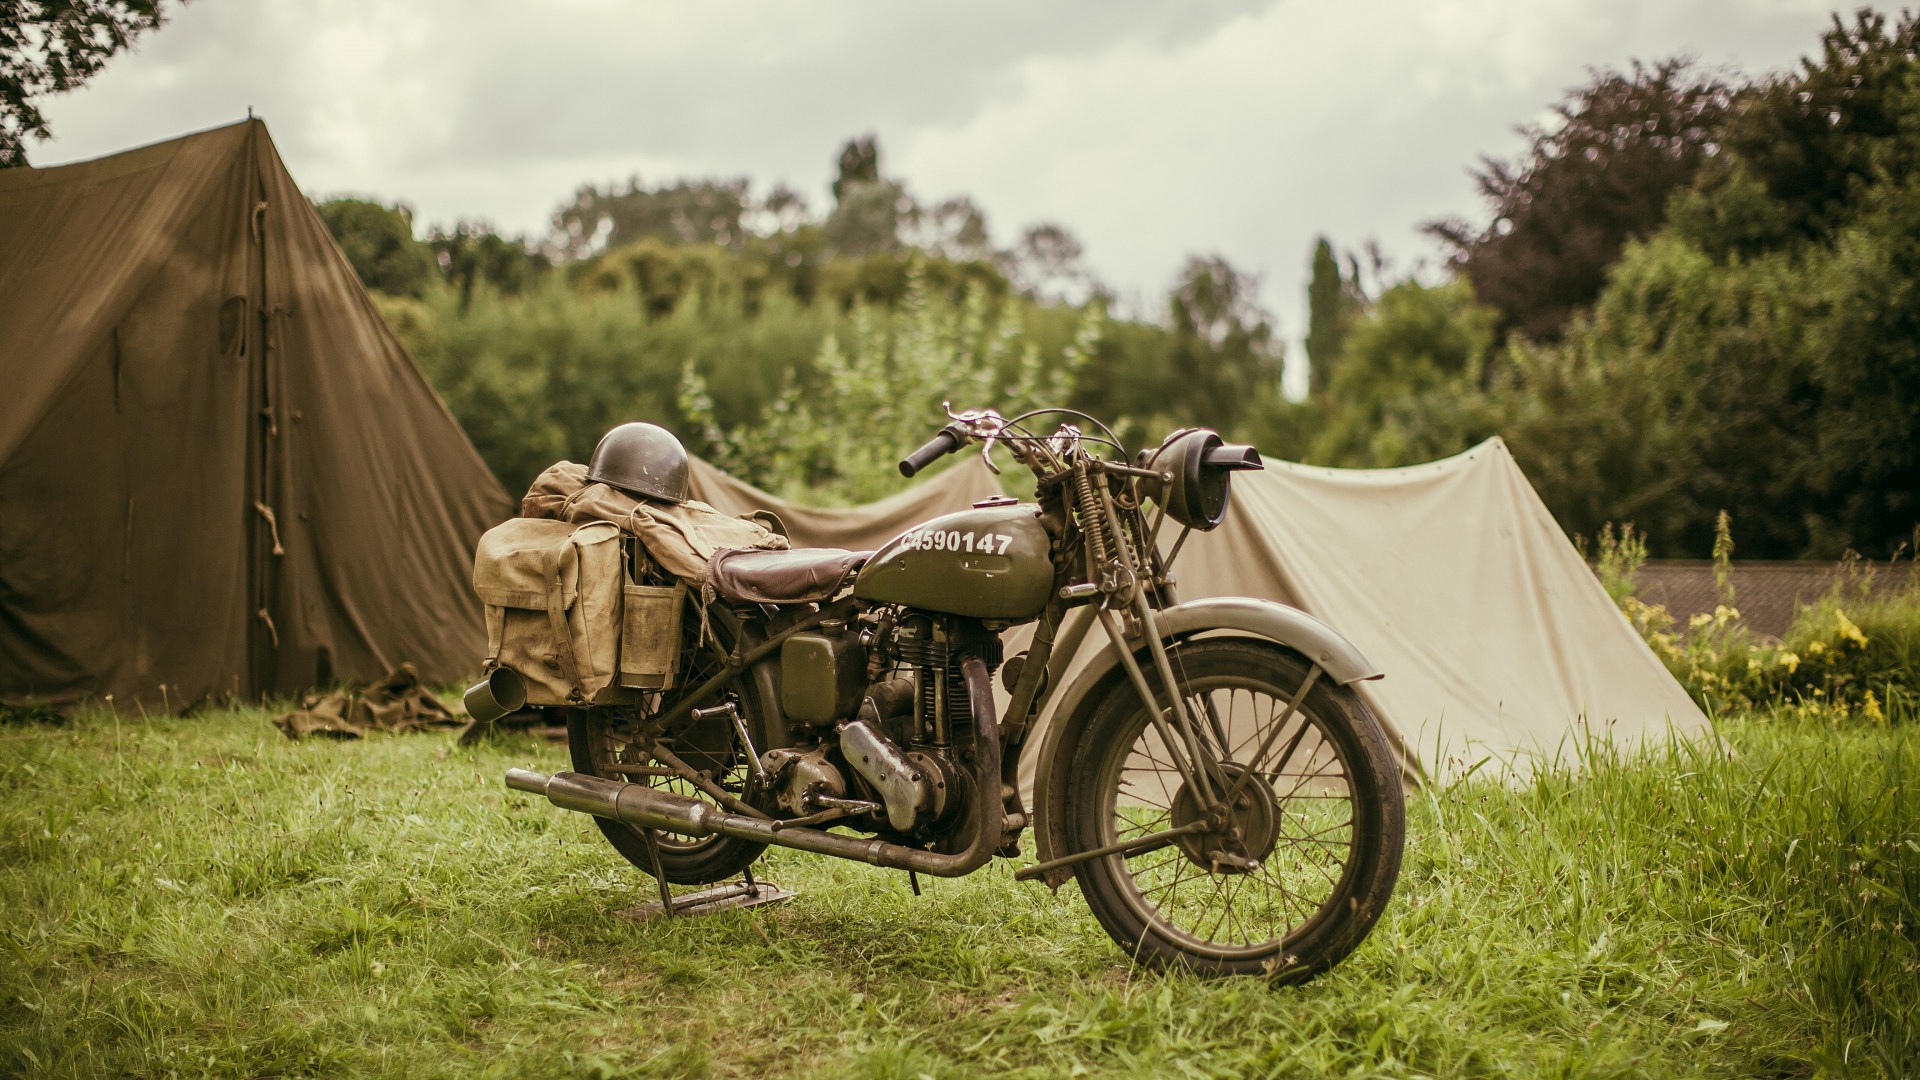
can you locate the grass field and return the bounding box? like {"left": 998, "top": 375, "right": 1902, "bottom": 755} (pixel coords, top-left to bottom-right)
{"left": 1, "top": 704, "right": 1914, "bottom": 1078}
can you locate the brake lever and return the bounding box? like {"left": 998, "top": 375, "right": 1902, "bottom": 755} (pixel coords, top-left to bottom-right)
{"left": 940, "top": 401, "right": 1007, "bottom": 473}
{"left": 980, "top": 433, "right": 1002, "bottom": 475}
{"left": 940, "top": 400, "right": 984, "bottom": 424}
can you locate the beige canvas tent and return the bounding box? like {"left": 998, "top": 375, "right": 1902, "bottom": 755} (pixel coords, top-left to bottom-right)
{"left": 1163, "top": 438, "right": 1708, "bottom": 779}
{"left": 693, "top": 441, "right": 1707, "bottom": 783}
{"left": 0, "top": 121, "right": 513, "bottom": 710}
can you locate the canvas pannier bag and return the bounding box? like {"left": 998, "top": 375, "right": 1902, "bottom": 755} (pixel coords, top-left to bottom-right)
{"left": 473, "top": 518, "right": 638, "bottom": 705}
{"left": 487, "top": 459, "right": 788, "bottom": 703}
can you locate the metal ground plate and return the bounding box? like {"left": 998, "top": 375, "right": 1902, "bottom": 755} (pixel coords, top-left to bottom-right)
{"left": 615, "top": 879, "right": 798, "bottom": 922}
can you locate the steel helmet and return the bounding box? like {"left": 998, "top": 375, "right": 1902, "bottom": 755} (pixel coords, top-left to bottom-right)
{"left": 587, "top": 422, "right": 690, "bottom": 504}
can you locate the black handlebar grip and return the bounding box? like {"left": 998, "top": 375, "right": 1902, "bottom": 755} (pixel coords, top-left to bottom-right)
{"left": 899, "top": 424, "right": 966, "bottom": 477}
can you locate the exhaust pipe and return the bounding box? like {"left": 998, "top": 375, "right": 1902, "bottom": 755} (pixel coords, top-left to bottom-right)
{"left": 506, "top": 657, "right": 1006, "bottom": 878}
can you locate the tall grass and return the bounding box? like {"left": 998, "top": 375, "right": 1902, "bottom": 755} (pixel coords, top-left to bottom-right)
{"left": 1, "top": 703, "right": 1913, "bottom": 1076}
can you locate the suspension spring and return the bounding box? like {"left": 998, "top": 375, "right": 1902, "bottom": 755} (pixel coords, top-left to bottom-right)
{"left": 1073, "top": 461, "right": 1113, "bottom": 571}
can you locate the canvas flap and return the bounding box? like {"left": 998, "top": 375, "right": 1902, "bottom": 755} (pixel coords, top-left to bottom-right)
{"left": 522, "top": 460, "right": 589, "bottom": 520}
{"left": 562, "top": 482, "right": 787, "bottom": 581}
{"left": 473, "top": 518, "right": 588, "bottom": 610}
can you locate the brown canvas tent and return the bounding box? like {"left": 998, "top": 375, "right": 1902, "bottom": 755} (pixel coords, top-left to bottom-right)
{"left": 0, "top": 120, "right": 513, "bottom": 710}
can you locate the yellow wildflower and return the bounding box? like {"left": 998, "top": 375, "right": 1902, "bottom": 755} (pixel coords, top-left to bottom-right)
{"left": 1778, "top": 651, "right": 1801, "bottom": 674}
{"left": 1863, "top": 690, "right": 1886, "bottom": 724}
{"left": 1835, "top": 611, "right": 1869, "bottom": 648}
{"left": 1808, "top": 640, "right": 1827, "bottom": 656}
{"left": 1689, "top": 612, "right": 1714, "bottom": 630}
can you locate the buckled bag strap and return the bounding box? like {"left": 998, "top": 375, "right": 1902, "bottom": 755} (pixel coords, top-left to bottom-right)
{"left": 484, "top": 606, "right": 506, "bottom": 668}
{"left": 542, "top": 539, "right": 585, "bottom": 702}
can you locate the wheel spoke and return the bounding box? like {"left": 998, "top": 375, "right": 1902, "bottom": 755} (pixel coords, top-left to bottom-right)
{"left": 1092, "top": 655, "right": 1380, "bottom": 959}
{"left": 571, "top": 605, "right": 771, "bottom": 876}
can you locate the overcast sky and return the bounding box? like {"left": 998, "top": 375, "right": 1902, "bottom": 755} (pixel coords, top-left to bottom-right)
{"left": 35, "top": 0, "right": 1841, "bottom": 388}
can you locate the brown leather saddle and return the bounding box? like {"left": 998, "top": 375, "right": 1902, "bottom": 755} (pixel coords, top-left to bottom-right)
{"left": 708, "top": 547, "right": 872, "bottom": 605}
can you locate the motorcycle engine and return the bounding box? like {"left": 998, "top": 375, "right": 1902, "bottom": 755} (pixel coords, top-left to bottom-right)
{"left": 766, "top": 609, "right": 1000, "bottom": 838}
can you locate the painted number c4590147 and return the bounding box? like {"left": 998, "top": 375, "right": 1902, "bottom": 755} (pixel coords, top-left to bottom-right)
{"left": 901, "top": 528, "right": 1015, "bottom": 555}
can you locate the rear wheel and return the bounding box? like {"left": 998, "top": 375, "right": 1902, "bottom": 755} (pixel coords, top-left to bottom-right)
{"left": 566, "top": 604, "right": 769, "bottom": 885}
{"left": 1065, "top": 639, "right": 1404, "bottom": 979}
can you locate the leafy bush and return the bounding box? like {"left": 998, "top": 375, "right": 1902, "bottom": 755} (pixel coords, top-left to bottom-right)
{"left": 1778, "top": 577, "right": 1920, "bottom": 714}
{"left": 683, "top": 261, "right": 1099, "bottom": 505}
{"left": 380, "top": 275, "right": 836, "bottom": 497}
{"left": 1619, "top": 543, "right": 1920, "bottom": 720}
{"left": 1578, "top": 521, "right": 1650, "bottom": 606}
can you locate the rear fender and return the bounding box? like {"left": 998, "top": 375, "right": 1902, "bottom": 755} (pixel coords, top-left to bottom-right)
{"left": 1029, "top": 597, "right": 1381, "bottom": 878}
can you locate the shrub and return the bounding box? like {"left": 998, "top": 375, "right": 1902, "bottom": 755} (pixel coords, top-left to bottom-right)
{"left": 682, "top": 260, "right": 1099, "bottom": 505}
{"left": 1622, "top": 545, "right": 1920, "bottom": 720}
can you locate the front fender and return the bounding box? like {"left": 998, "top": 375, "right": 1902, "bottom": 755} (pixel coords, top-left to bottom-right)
{"left": 1028, "top": 597, "right": 1381, "bottom": 879}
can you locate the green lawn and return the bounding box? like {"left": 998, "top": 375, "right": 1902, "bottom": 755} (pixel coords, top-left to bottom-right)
{"left": 1, "top": 705, "right": 1914, "bottom": 1078}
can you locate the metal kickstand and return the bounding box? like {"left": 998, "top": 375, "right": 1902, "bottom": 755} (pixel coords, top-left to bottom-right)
{"left": 642, "top": 827, "right": 677, "bottom": 916}
{"left": 616, "top": 831, "right": 798, "bottom": 922}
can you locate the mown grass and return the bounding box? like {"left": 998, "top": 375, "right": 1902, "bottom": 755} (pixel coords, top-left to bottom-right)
{"left": 1, "top": 704, "right": 1914, "bottom": 1078}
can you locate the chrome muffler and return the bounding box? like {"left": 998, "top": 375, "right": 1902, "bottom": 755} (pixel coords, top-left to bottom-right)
{"left": 507, "top": 767, "right": 718, "bottom": 834}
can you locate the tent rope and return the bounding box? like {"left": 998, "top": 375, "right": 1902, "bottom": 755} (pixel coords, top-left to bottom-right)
{"left": 253, "top": 501, "right": 285, "bottom": 556}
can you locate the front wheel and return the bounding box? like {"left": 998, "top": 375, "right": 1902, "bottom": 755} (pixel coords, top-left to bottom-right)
{"left": 1065, "top": 639, "right": 1404, "bottom": 979}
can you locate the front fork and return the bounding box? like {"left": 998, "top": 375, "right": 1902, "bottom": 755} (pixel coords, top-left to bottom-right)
{"left": 1068, "top": 455, "right": 1236, "bottom": 817}
{"left": 1091, "top": 594, "right": 1240, "bottom": 816}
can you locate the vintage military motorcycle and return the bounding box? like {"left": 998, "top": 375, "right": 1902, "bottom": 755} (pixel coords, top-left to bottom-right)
{"left": 503, "top": 406, "right": 1404, "bottom": 979}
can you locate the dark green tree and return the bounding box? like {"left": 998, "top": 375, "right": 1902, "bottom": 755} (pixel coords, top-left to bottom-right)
{"left": 1644, "top": 9, "right": 1920, "bottom": 556}
{"left": 1308, "top": 280, "right": 1497, "bottom": 467}
{"left": 1799, "top": 181, "right": 1920, "bottom": 555}
{"left": 823, "top": 177, "right": 908, "bottom": 256}
{"left": 1304, "top": 237, "right": 1364, "bottom": 395}
{"left": 831, "top": 135, "right": 880, "bottom": 204}
{"left": 1676, "top": 8, "right": 1920, "bottom": 256}
{"left": 427, "top": 221, "right": 549, "bottom": 311}
{"left": 312, "top": 196, "right": 437, "bottom": 297}
{"left": 1488, "top": 235, "right": 1816, "bottom": 556}
{"left": 550, "top": 177, "right": 752, "bottom": 260}
{"left": 822, "top": 134, "right": 918, "bottom": 256}
{"left": 1162, "top": 255, "right": 1283, "bottom": 435}
{"left": 1428, "top": 58, "right": 1735, "bottom": 341}
{"left": 1, "top": 0, "right": 178, "bottom": 166}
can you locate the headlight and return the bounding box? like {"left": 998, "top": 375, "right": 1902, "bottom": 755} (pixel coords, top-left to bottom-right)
{"left": 1135, "top": 429, "right": 1263, "bottom": 531}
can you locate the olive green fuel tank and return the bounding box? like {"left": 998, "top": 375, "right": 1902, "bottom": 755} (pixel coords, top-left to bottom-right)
{"left": 853, "top": 503, "right": 1054, "bottom": 620}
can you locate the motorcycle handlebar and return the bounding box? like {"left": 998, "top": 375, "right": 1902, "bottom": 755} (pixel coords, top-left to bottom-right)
{"left": 898, "top": 423, "right": 968, "bottom": 477}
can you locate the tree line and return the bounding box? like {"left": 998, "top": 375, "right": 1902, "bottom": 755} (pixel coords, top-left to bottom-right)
{"left": 306, "top": 8, "right": 1918, "bottom": 558}
{"left": 1293, "top": 8, "right": 1920, "bottom": 560}
{"left": 7, "top": 3, "right": 1917, "bottom": 555}
{"left": 320, "top": 138, "right": 1284, "bottom": 505}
